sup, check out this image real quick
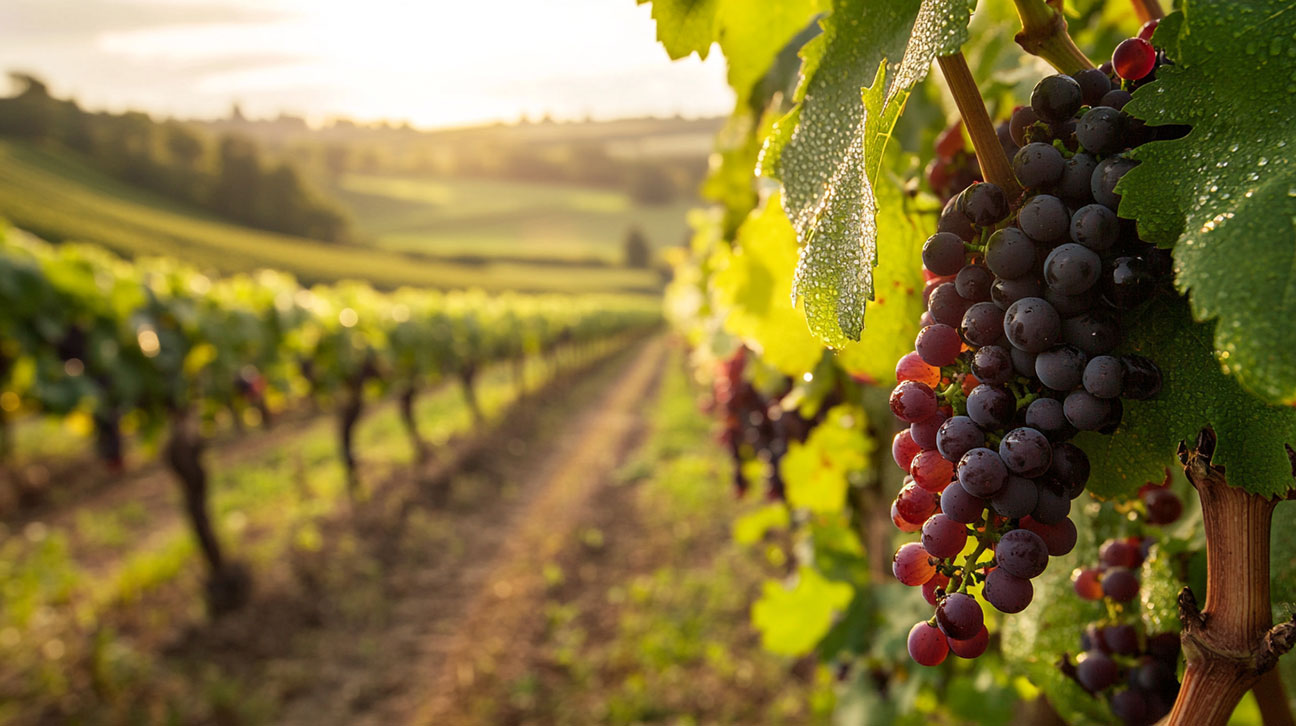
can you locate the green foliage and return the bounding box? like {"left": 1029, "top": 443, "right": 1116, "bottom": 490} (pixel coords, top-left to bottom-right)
{"left": 752, "top": 566, "right": 855, "bottom": 656}
{"left": 781, "top": 404, "right": 873, "bottom": 513}
{"left": 1118, "top": 4, "right": 1296, "bottom": 404}
{"left": 1075, "top": 296, "right": 1296, "bottom": 499}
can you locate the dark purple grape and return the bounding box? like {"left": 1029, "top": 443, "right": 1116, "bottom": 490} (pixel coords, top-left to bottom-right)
{"left": 985, "top": 227, "right": 1036, "bottom": 280}
{"left": 966, "top": 384, "right": 1015, "bottom": 430}
{"left": 1076, "top": 106, "right": 1126, "bottom": 155}
{"left": 1104, "top": 624, "right": 1140, "bottom": 655}
{"left": 1049, "top": 442, "right": 1091, "bottom": 495}
{"left": 1010, "top": 105, "right": 1040, "bottom": 146}
{"left": 1018, "top": 194, "right": 1070, "bottom": 243}
{"left": 991, "top": 474, "right": 1039, "bottom": 518}
{"left": 1013, "top": 142, "right": 1065, "bottom": 189}
{"left": 1111, "top": 689, "right": 1149, "bottom": 725}
{"left": 1030, "top": 74, "right": 1084, "bottom": 123}
{"left": 1004, "top": 297, "right": 1062, "bottom": 353}
{"left": 958, "top": 447, "right": 1008, "bottom": 498}
{"left": 936, "top": 592, "right": 984, "bottom": 640}
{"left": 983, "top": 567, "right": 1033, "bottom": 613}
{"left": 910, "top": 409, "right": 947, "bottom": 450}
{"left": 937, "top": 416, "right": 986, "bottom": 463}
{"left": 1098, "top": 396, "right": 1124, "bottom": 434}
{"left": 1102, "top": 567, "right": 1140, "bottom": 602}
{"left": 1058, "top": 153, "right": 1098, "bottom": 204}
{"left": 1070, "top": 204, "right": 1119, "bottom": 251}
{"left": 1092, "top": 157, "right": 1137, "bottom": 210}
{"left": 955, "top": 264, "right": 994, "bottom": 302}
{"left": 1031, "top": 478, "right": 1072, "bottom": 524}
{"left": 993, "top": 275, "right": 1045, "bottom": 310}
{"left": 1044, "top": 243, "right": 1101, "bottom": 296}
{"left": 998, "top": 427, "right": 1053, "bottom": 477}
{"left": 922, "top": 513, "right": 968, "bottom": 559}
{"left": 1136, "top": 659, "right": 1179, "bottom": 694}
{"left": 1083, "top": 355, "right": 1124, "bottom": 399}
{"left": 890, "top": 380, "right": 938, "bottom": 423}
{"left": 1072, "top": 68, "right": 1112, "bottom": 106}
{"left": 1144, "top": 488, "right": 1183, "bottom": 525}
{"left": 1011, "top": 346, "right": 1039, "bottom": 380}
{"left": 1100, "top": 88, "right": 1132, "bottom": 110}
{"left": 1022, "top": 515, "right": 1077, "bottom": 556}
{"left": 915, "top": 323, "right": 963, "bottom": 367}
{"left": 1064, "top": 390, "right": 1111, "bottom": 431}
{"left": 1063, "top": 311, "right": 1121, "bottom": 356}
{"left": 929, "top": 282, "right": 972, "bottom": 327}
{"left": 938, "top": 196, "right": 976, "bottom": 241}
{"left": 959, "top": 183, "right": 1010, "bottom": 226}
{"left": 1103, "top": 256, "right": 1154, "bottom": 309}
{"left": 1034, "top": 345, "right": 1088, "bottom": 392}
{"left": 1121, "top": 355, "right": 1162, "bottom": 399}
{"left": 941, "top": 481, "right": 986, "bottom": 524}
{"left": 1025, "top": 398, "right": 1074, "bottom": 441}
{"left": 961, "top": 302, "right": 1005, "bottom": 347}
{"left": 971, "top": 345, "right": 1014, "bottom": 387}
{"left": 1076, "top": 650, "right": 1120, "bottom": 692}
{"left": 1045, "top": 286, "right": 1097, "bottom": 317}
{"left": 996, "top": 528, "right": 1049, "bottom": 579}
{"left": 997, "top": 120, "right": 1020, "bottom": 160}
{"left": 923, "top": 232, "right": 967, "bottom": 276}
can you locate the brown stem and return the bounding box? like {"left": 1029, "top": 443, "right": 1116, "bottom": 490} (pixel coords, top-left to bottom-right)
{"left": 1012, "top": 0, "right": 1095, "bottom": 74}
{"left": 936, "top": 54, "right": 1023, "bottom": 201}
{"left": 1130, "top": 0, "right": 1165, "bottom": 23}
{"left": 1254, "top": 669, "right": 1296, "bottom": 726}
{"left": 1166, "top": 427, "right": 1296, "bottom": 726}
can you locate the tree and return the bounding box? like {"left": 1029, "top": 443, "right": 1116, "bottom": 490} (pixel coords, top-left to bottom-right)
{"left": 623, "top": 226, "right": 651, "bottom": 268}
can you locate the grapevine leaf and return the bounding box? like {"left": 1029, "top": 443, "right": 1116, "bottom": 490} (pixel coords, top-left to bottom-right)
{"left": 637, "top": 0, "right": 719, "bottom": 60}
{"left": 1270, "top": 504, "right": 1296, "bottom": 622}
{"left": 1118, "top": 3, "right": 1296, "bottom": 404}
{"left": 714, "top": 0, "right": 826, "bottom": 107}
{"left": 780, "top": 404, "right": 873, "bottom": 513}
{"left": 751, "top": 565, "right": 855, "bottom": 656}
{"left": 1139, "top": 544, "right": 1182, "bottom": 636}
{"left": 1075, "top": 295, "right": 1296, "bottom": 499}
{"left": 732, "top": 502, "right": 791, "bottom": 546}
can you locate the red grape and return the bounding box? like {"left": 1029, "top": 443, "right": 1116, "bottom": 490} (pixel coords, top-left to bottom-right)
{"left": 907, "top": 621, "right": 949, "bottom": 666}
{"left": 893, "top": 542, "right": 937, "bottom": 586}
{"left": 1072, "top": 567, "right": 1104, "bottom": 600}
{"left": 891, "top": 501, "right": 922, "bottom": 532}
{"left": 947, "top": 625, "right": 989, "bottom": 659}
{"left": 892, "top": 429, "right": 922, "bottom": 470}
{"left": 896, "top": 350, "right": 941, "bottom": 387}
{"left": 922, "top": 513, "right": 968, "bottom": 559}
{"left": 910, "top": 450, "right": 954, "bottom": 492}
{"left": 936, "top": 592, "right": 984, "bottom": 640}
{"left": 1113, "top": 37, "right": 1156, "bottom": 81}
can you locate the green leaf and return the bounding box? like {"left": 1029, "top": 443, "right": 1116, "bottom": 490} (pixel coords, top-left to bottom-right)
{"left": 751, "top": 565, "right": 855, "bottom": 656}
{"left": 1118, "top": 4, "right": 1296, "bottom": 404}
{"left": 1075, "top": 295, "right": 1296, "bottom": 499}
{"left": 638, "top": 0, "right": 719, "bottom": 60}
{"left": 732, "top": 502, "right": 791, "bottom": 546}
{"left": 1139, "top": 543, "right": 1182, "bottom": 636}
{"left": 780, "top": 404, "right": 874, "bottom": 513}
{"left": 714, "top": 0, "right": 826, "bottom": 107}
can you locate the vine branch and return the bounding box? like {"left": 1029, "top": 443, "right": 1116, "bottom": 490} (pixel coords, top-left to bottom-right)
{"left": 936, "top": 53, "right": 1022, "bottom": 201}
{"left": 1012, "top": 0, "right": 1095, "bottom": 74}
{"left": 1131, "top": 0, "right": 1165, "bottom": 24}
{"left": 1165, "top": 427, "right": 1296, "bottom": 726}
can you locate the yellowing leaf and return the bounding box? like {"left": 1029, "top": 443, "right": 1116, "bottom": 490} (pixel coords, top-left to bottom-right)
{"left": 751, "top": 566, "right": 855, "bottom": 656}
{"left": 780, "top": 404, "right": 872, "bottom": 513}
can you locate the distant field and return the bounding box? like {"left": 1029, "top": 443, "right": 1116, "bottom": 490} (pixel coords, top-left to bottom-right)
{"left": 335, "top": 173, "right": 693, "bottom": 263}
{"left": 0, "top": 139, "right": 663, "bottom": 294}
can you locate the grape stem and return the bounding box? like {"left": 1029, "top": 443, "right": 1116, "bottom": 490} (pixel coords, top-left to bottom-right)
{"left": 1164, "top": 427, "right": 1296, "bottom": 726}
{"left": 1130, "top": 0, "right": 1165, "bottom": 23}
{"left": 1011, "top": 0, "right": 1095, "bottom": 74}
{"left": 936, "top": 53, "right": 1023, "bottom": 202}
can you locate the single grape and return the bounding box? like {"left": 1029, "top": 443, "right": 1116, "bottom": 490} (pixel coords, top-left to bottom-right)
{"left": 992, "top": 275, "right": 1046, "bottom": 310}
{"left": 991, "top": 474, "right": 1039, "bottom": 518}
{"left": 893, "top": 542, "right": 937, "bottom": 586}
{"left": 1014, "top": 142, "right": 1065, "bottom": 189}
{"left": 1069, "top": 204, "right": 1120, "bottom": 251}
{"left": 959, "top": 182, "right": 1010, "bottom": 226}
{"left": 1104, "top": 624, "right": 1140, "bottom": 655}
{"left": 1103, "top": 255, "right": 1154, "bottom": 309}
{"left": 1022, "top": 515, "right": 1078, "bottom": 557}
{"left": 1075, "top": 650, "right": 1120, "bottom": 692}
{"left": 955, "top": 264, "right": 994, "bottom": 303}
{"left": 1030, "top": 74, "right": 1084, "bottom": 123}
{"left": 1025, "top": 397, "right": 1074, "bottom": 441}
{"left": 1076, "top": 106, "right": 1126, "bottom": 155}
{"left": 1100, "top": 88, "right": 1133, "bottom": 110}
{"left": 1102, "top": 567, "right": 1140, "bottom": 602}
{"left": 1113, "top": 37, "right": 1156, "bottom": 80}
{"left": 958, "top": 447, "right": 1008, "bottom": 498}
{"left": 922, "top": 513, "right": 969, "bottom": 559}
{"left": 1009, "top": 105, "right": 1040, "bottom": 146}
{"left": 911, "top": 449, "right": 955, "bottom": 492}
{"left": 936, "top": 592, "right": 984, "bottom": 640}
{"left": 896, "top": 350, "right": 941, "bottom": 387}
{"left": 999, "top": 427, "right": 1053, "bottom": 477}
{"left": 915, "top": 323, "right": 963, "bottom": 367}
{"left": 1034, "top": 345, "right": 1088, "bottom": 392}
{"left": 1064, "top": 390, "right": 1111, "bottom": 431}
{"left": 910, "top": 410, "right": 947, "bottom": 450}
{"left": 948, "top": 625, "right": 989, "bottom": 659}
{"left": 892, "top": 501, "right": 922, "bottom": 532}
{"left": 961, "top": 302, "right": 1005, "bottom": 347}
{"left": 1083, "top": 355, "right": 1124, "bottom": 399}
{"left": 896, "top": 479, "right": 938, "bottom": 523}
{"left": 1091, "top": 157, "right": 1137, "bottom": 210}
{"left": 1045, "top": 286, "right": 1097, "bottom": 317}
{"left": 892, "top": 428, "right": 922, "bottom": 470}
{"left": 1072, "top": 68, "right": 1112, "bottom": 106}
{"left": 1011, "top": 346, "right": 1039, "bottom": 380}
{"left": 983, "top": 567, "right": 1034, "bottom": 613}
{"left": 969, "top": 346, "right": 1011, "bottom": 388}
{"left": 941, "top": 481, "right": 986, "bottom": 524}
{"left": 1121, "top": 355, "right": 1162, "bottom": 400}
{"left": 1135, "top": 659, "right": 1178, "bottom": 694}
{"left": 1018, "top": 194, "right": 1070, "bottom": 243}
{"left": 1048, "top": 442, "right": 1091, "bottom": 496}
{"left": 1144, "top": 487, "right": 1183, "bottom": 525}
{"left": 985, "top": 228, "right": 1035, "bottom": 280}
{"left": 1058, "top": 152, "right": 1098, "bottom": 204}
{"left": 907, "top": 621, "right": 950, "bottom": 666}
{"left": 1063, "top": 311, "right": 1121, "bottom": 356}
{"left": 1111, "top": 689, "right": 1150, "bottom": 724}
{"left": 922, "top": 232, "right": 967, "bottom": 276}
{"left": 1044, "top": 243, "right": 1101, "bottom": 296}
{"left": 1073, "top": 567, "right": 1104, "bottom": 600}
{"left": 890, "top": 380, "right": 938, "bottom": 423}
{"left": 1004, "top": 297, "right": 1062, "bottom": 353}
{"left": 938, "top": 196, "right": 976, "bottom": 241}
{"left": 1100, "top": 538, "right": 1141, "bottom": 568}
{"left": 937, "top": 415, "right": 986, "bottom": 463}
{"left": 997, "top": 120, "right": 1019, "bottom": 160}
{"left": 996, "top": 529, "right": 1049, "bottom": 579}
{"left": 966, "top": 384, "right": 1016, "bottom": 430}
{"left": 1031, "top": 478, "right": 1072, "bottom": 524}
{"left": 928, "top": 282, "right": 971, "bottom": 327}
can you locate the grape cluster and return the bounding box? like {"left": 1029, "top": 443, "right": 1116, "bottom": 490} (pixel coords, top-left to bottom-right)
{"left": 925, "top": 122, "right": 985, "bottom": 202}
{"left": 1064, "top": 478, "right": 1184, "bottom": 724}
{"left": 892, "top": 48, "right": 1175, "bottom": 665}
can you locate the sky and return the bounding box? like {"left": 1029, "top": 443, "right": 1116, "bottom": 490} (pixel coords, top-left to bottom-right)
{"left": 0, "top": 0, "right": 735, "bottom": 129}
